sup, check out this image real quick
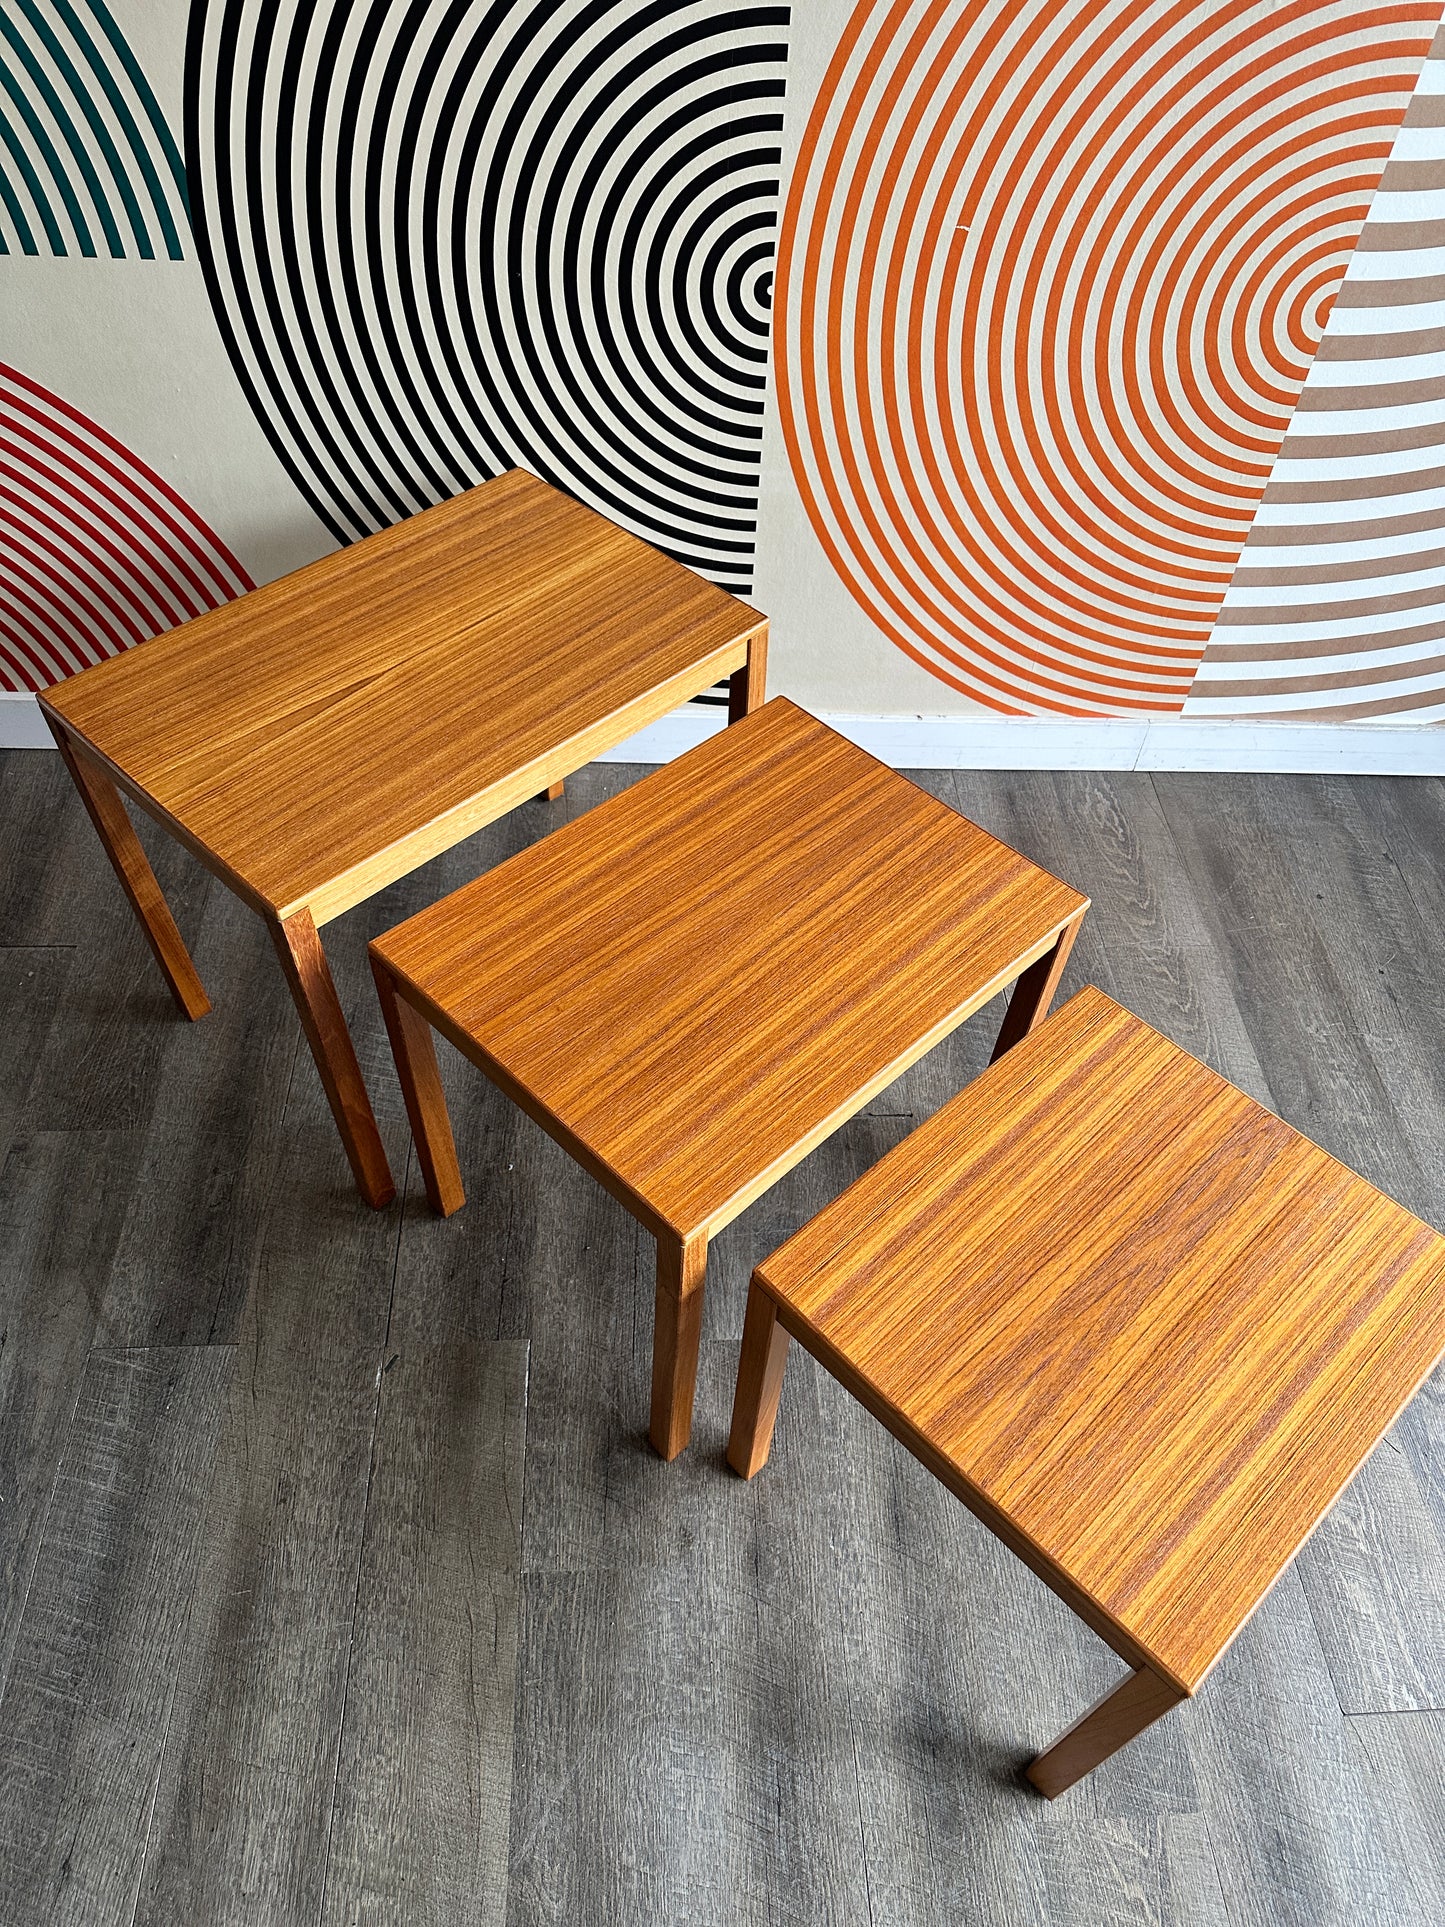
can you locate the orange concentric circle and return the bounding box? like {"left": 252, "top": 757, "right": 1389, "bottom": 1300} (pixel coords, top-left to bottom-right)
{"left": 776, "top": 0, "right": 1440, "bottom": 714}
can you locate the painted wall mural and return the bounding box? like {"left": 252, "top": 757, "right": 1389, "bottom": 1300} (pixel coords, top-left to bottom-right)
{"left": 184, "top": 0, "right": 789, "bottom": 590}
{"left": 0, "top": 0, "right": 188, "bottom": 258}
{"left": 1187, "top": 38, "right": 1445, "bottom": 721}
{"left": 776, "top": 0, "right": 1442, "bottom": 716}
{"left": 1, "top": 2, "right": 1443, "bottom": 728}
{"left": 0, "top": 360, "right": 251, "bottom": 690}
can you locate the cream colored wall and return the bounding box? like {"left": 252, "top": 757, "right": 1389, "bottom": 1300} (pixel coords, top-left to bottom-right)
{"left": 2, "top": 255, "right": 335, "bottom": 589}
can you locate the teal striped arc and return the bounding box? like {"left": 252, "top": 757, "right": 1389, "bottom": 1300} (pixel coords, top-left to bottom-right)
{"left": 0, "top": 0, "right": 188, "bottom": 259}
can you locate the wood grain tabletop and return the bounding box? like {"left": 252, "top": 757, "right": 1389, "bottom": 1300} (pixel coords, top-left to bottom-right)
{"left": 754, "top": 985, "right": 1445, "bottom": 1695}
{"left": 41, "top": 470, "right": 763, "bottom": 923}
{"left": 372, "top": 696, "right": 1087, "bottom": 1242}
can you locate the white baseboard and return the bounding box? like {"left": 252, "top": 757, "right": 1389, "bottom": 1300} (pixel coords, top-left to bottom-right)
{"left": 592, "top": 704, "right": 1445, "bottom": 775}
{"left": 0, "top": 694, "right": 54, "bottom": 749}
{"left": 591, "top": 704, "right": 730, "bottom": 763}
{"left": 5, "top": 690, "right": 1441, "bottom": 774}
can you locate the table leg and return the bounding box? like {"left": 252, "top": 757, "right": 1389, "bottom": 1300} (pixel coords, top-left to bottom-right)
{"left": 650, "top": 1230, "right": 708, "bottom": 1459}
{"left": 728, "top": 621, "right": 769, "bottom": 723}
{"left": 270, "top": 908, "right": 395, "bottom": 1209}
{"left": 1025, "top": 1665, "right": 1185, "bottom": 1798}
{"left": 46, "top": 718, "right": 211, "bottom": 1020}
{"left": 727, "top": 1279, "right": 791, "bottom": 1478}
{"left": 371, "top": 955, "right": 466, "bottom": 1216}
{"left": 990, "top": 909, "right": 1085, "bottom": 1062}
{"left": 535, "top": 779, "right": 565, "bottom": 802}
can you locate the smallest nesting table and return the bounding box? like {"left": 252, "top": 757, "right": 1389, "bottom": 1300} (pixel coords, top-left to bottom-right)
{"left": 370, "top": 697, "right": 1087, "bottom": 1458}
{"left": 728, "top": 986, "right": 1445, "bottom": 1794}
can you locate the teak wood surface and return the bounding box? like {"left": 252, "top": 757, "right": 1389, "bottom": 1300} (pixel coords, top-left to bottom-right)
{"left": 370, "top": 697, "right": 1088, "bottom": 1456}
{"left": 41, "top": 470, "right": 765, "bottom": 924}
{"left": 728, "top": 986, "right": 1445, "bottom": 1793}
{"left": 39, "top": 469, "right": 766, "bottom": 1202}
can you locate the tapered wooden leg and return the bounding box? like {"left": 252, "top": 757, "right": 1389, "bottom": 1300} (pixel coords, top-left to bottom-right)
{"left": 727, "top": 1279, "right": 791, "bottom": 1478}
{"left": 728, "top": 621, "right": 769, "bottom": 723}
{"left": 270, "top": 908, "right": 395, "bottom": 1209}
{"left": 990, "top": 910, "right": 1085, "bottom": 1062}
{"left": 536, "top": 779, "right": 565, "bottom": 801}
{"left": 371, "top": 954, "right": 466, "bottom": 1217}
{"left": 45, "top": 717, "right": 210, "bottom": 1020}
{"left": 649, "top": 1231, "right": 708, "bottom": 1460}
{"left": 1026, "top": 1666, "right": 1185, "bottom": 1798}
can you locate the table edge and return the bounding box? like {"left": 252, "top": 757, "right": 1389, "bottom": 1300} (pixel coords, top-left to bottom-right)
{"left": 41, "top": 628, "right": 761, "bottom": 923}
{"left": 372, "top": 910, "right": 1086, "bottom": 1244}
{"left": 760, "top": 1280, "right": 1183, "bottom": 1689}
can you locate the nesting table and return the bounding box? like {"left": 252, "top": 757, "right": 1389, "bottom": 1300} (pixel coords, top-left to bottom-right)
{"left": 369, "top": 697, "right": 1088, "bottom": 1457}
{"left": 40, "top": 469, "right": 768, "bottom": 1206}
{"left": 728, "top": 985, "right": 1445, "bottom": 1794}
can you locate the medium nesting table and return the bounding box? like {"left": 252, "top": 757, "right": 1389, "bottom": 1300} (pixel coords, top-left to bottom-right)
{"left": 728, "top": 985, "right": 1445, "bottom": 1795}
{"left": 369, "top": 697, "right": 1088, "bottom": 1458}
{"left": 40, "top": 469, "right": 768, "bottom": 1206}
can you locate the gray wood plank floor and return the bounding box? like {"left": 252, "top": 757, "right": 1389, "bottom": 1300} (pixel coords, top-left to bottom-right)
{"left": 1, "top": 746, "right": 1442, "bottom": 1925}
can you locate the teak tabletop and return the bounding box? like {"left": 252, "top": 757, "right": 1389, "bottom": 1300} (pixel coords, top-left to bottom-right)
{"left": 39, "top": 469, "right": 768, "bottom": 1206}
{"left": 728, "top": 986, "right": 1445, "bottom": 1796}
{"left": 369, "top": 696, "right": 1089, "bottom": 1458}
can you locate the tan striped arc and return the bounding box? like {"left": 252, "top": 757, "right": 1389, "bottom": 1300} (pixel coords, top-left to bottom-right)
{"left": 1186, "top": 23, "right": 1445, "bottom": 722}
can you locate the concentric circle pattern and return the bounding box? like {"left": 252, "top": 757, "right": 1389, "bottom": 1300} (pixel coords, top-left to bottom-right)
{"left": 777, "top": 0, "right": 1441, "bottom": 715}
{"left": 0, "top": 361, "right": 252, "bottom": 692}
{"left": 1187, "top": 27, "right": 1445, "bottom": 723}
{"left": 0, "top": 1, "right": 190, "bottom": 260}
{"left": 185, "top": 1, "right": 791, "bottom": 590}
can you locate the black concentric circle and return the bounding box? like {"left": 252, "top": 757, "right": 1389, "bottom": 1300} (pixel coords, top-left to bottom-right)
{"left": 185, "top": 1, "right": 790, "bottom": 590}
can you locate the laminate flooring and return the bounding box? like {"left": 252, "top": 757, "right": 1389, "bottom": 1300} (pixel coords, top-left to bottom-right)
{"left": 1, "top": 746, "right": 1442, "bottom": 1925}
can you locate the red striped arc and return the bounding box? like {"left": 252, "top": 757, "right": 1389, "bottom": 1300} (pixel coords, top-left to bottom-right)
{"left": 0, "top": 361, "right": 252, "bottom": 693}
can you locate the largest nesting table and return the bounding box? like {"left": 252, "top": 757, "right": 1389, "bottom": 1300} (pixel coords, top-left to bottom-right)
{"left": 39, "top": 469, "right": 768, "bottom": 1206}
